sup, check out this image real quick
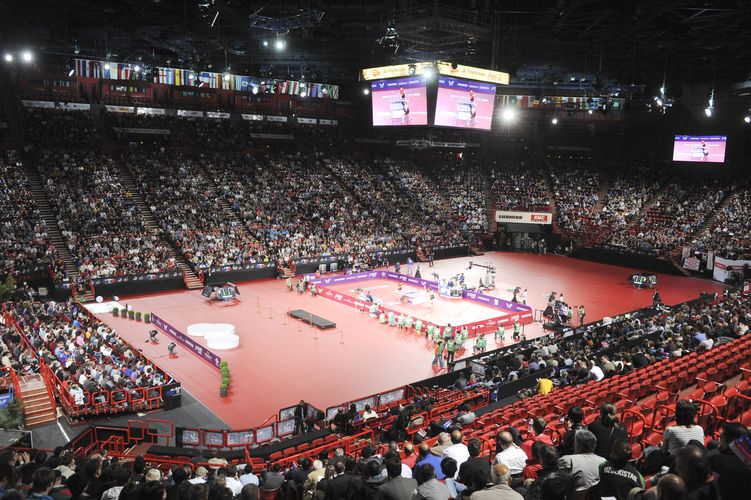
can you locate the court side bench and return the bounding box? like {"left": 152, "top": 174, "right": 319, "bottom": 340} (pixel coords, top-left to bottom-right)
{"left": 288, "top": 309, "right": 337, "bottom": 329}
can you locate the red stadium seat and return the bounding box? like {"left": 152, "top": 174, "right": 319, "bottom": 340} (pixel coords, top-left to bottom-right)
{"left": 259, "top": 489, "right": 280, "bottom": 500}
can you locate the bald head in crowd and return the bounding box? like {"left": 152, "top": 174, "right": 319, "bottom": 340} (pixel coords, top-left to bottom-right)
{"left": 497, "top": 431, "right": 515, "bottom": 449}
{"left": 656, "top": 473, "right": 687, "bottom": 500}
{"left": 491, "top": 464, "right": 511, "bottom": 485}
{"left": 451, "top": 430, "right": 463, "bottom": 444}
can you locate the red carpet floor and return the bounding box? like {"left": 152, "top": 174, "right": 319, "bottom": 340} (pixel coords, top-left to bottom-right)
{"left": 104, "top": 252, "right": 725, "bottom": 429}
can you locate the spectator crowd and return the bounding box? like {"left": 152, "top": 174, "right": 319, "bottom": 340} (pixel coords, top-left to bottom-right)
{"left": 2, "top": 299, "right": 172, "bottom": 410}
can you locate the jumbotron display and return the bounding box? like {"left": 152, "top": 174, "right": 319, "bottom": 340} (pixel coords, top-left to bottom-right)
{"left": 434, "top": 77, "right": 496, "bottom": 130}
{"left": 370, "top": 77, "right": 428, "bottom": 126}
{"left": 672, "top": 135, "right": 727, "bottom": 163}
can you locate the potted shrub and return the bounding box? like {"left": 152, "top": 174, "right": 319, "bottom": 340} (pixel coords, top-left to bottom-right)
{"left": 219, "top": 382, "right": 229, "bottom": 398}
{"left": 112, "top": 307, "right": 119, "bottom": 317}
{"left": 128, "top": 310, "right": 135, "bottom": 320}
{"left": 135, "top": 311, "right": 142, "bottom": 322}
{"left": 144, "top": 313, "right": 151, "bottom": 324}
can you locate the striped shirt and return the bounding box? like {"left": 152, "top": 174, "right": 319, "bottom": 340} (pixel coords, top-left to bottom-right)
{"left": 662, "top": 425, "right": 705, "bottom": 454}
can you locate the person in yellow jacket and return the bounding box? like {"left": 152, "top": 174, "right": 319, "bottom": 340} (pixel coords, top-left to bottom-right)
{"left": 432, "top": 340, "right": 445, "bottom": 368}
{"left": 537, "top": 377, "right": 553, "bottom": 395}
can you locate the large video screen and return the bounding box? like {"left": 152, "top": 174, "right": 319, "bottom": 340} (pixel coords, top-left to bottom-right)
{"left": 371, "top": 77, "right": 428, "bottom": 126}
{"left": 672, "top": 135, "right": 727, "bottom": 163}
{"left": 434, "top": 77, "right": 496, "bottom": 130}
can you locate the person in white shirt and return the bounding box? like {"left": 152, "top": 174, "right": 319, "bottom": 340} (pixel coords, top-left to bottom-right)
{"left": 493, "top": 431, "right": 528, "bottom": 476}
{"left": 362, "top": 404, "right": 378, "bottom": 421}
{"left": 442, "top": 430, "right": 470, "bottom": 476}
{"left": 588, "top": 360, "right": 605, "bottom": 382}
{"left": 189, "top": 466, "right": 208, "bottom": 484}
{"left": 224, "top": 465, "right": 243, "bottom": 496}
{"left": 239, "top": 464, "right": 259, "bottom": 486}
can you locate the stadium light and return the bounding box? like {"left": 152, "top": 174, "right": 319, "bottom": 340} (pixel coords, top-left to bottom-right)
{"left": 21, "top": 51, "right": 33, "bottom": 62}
{"left": 223, "top": 74, "right": 230, "bottom": 81}
{"left": 551, "top": 117, "right": 558, "bottom": 125}
{"left": 251, "top": 85, "right": 259, "bottom": 95}
{"left": 705, "top": 90, "right": 715, "bottom": 118}
{"left": 363, "top": 88, "right": 370, "bottom": 95}
{"left": 300, "top": 90, "right": 307, "bottom": 97}
{"left": 188, "top": 73, "right": 195, "bottom": 80}
{"left": 744, "top": 115, "right": 751, "bottom": 123}
{"left": 68, "top": 68, "right": 75, "bottom": 77}
{"left": 3, "top": 53, "right": 12, "bottom": 62}
{"left": 587, "top": 109, "right": 593, "bottom": 115}
{"left": 134, "top": 65, "right": 141, "bottom": 73}
{"left": 104, "top": 62, "right": 111, "bottom": 70}
{"left": 275, "top": 39, "right": 285, "bottom": 51}
{"left": 262, "top": 40, "right": 269, "bottom": 47}
{"left": 501, "top": 108, "right": 516, "bottom": 122}
{"left": 424, "top": 68, "right": 434, "bottom": 80}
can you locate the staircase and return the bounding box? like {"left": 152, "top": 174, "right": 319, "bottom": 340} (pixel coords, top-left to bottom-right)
{"left": 17, "top": 374, "right": 57, "bottom": 428}
{"left": 115, "top": 162, "right": 204, "bottom": 290}
{"left": 21, "top": 158, "right": 90, "bottom": 297}
{"left": 694, "top": 188, "right": 735, "bottom": 241}
{"left": 590, "top": 173, "right": 612, "bottom": 216}
{"left": 124, "top": 442, "right": 153, "bottom": 458}
{"left": 280, "top": 266, "right": 296, "bottom": 278}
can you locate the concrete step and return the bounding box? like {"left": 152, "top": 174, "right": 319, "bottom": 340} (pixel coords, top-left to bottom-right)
{"left": 25, "top": 413, "right": 57, "bottom": 428}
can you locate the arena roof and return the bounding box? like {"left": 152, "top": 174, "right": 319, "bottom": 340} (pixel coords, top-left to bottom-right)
{"left": 1, "top": 0, "right": 750, "bottom": 88}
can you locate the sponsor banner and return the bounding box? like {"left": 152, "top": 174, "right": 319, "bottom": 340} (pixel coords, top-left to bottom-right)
{"left": 319, "top": 119, "right": 338, "bottom": 125}
{"left": 112, "top": 127, "right": 171, "bottom": 135}
{"left": 248, "top": 133, "right": 294, "bottom": 140}
{"left": 436, "top": 61, "right": 510, "bottom": 85}
{"left": 151, "top": 313, "right": 221, "bottom": 369}
{"left": 360, "top": 62, "right": 434, "bottom": 81}
{"left": 713, "top": 257, "right": 751, "bottom": 283}
{"left": 177, "top": 109, "right": 204, "bottom": 117}
{"left": 461, "top": 314, "right": 514, "bottom": 336}
{"left": 206, "top": 111, "right": 230, "bottom": 119}
{"left": 495, "top": 210, "right": 553, "bottom": 225}
{"left": 57, "top": 102, "right": 91, "bottom": 111}
{"left": 462, "top": 290, "right": 532, "bottom": 313}
{"left": 297, "top": 117, "right": 317, "bottom": 124}
{"left": 683, "top": 256, "right": 701, "bottom": 272}
{"left": 105, "top": 105, "right": 135, "bottom": 113}
{"left": 382, "top": 271, "right": 440, "bottom": 291}
{"left": 22, "top": 100, "right": 55, "bottom": 108}
{"left": 93, "top": 271, "right": 182, "bottom": 285}
{"left": 241, "top": 113, "right": 264, "bottom": 121}
{"left": 136, "top": 107, "right": 166, "bottom": 115}
{"left": 266, "top": 115, "right": 288, "bottom": 122}
{"left": 310, "top": 271, "right": 378, "bottom": 286}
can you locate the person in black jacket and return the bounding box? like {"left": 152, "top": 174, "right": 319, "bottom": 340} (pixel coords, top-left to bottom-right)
{"left": 558, "top": 406, "right": 585, "bottom": 457}
{"left": 588, "top": 403, "right": 629, "bottom": 459}
{"left": 596, "top": 440, "right": 644, "bottom": 500}
{"left": 294, "top": 400, "right": 308, "bottom": 436}
{"left": 708, "top": 422, "right": 751, "bottom": 500}
{"left": 458, "top": 438, "right": 490, "bottom": 486}
{"left": 322, "top": 461, "right": 360, "bottom": 500}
